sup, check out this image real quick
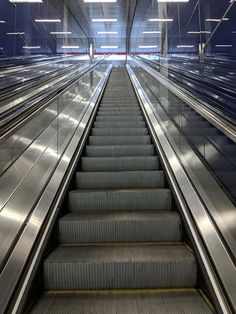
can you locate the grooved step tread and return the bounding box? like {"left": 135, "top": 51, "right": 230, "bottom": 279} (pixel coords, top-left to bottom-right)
{"left": 30, "top": 290, "right": 213, "bottom": 314}
{"left": 75, "top": 171, "right": 164, "bottom": 189}
{"left": 85, "top": 145, "right": 155, "bottom": 157}
{"left": 81, "top": 156, "right": 159, "bottom": 171}
{"left": 89, "top": 135, "right": 151, "bottom": 145}
{"left": 94, "top": 121, "right": 146, "bottom": 128}
{"left": 58, "top": 212, "right": 182, "bottom": 243}
{"left": 92, "top": 128, "right": 149, "bottom": 136}
{"left": 68, "top": 189, "right": 172, "bottom": 212}
{"left": 43, "top": 244, "right": 196, "bottom": 290}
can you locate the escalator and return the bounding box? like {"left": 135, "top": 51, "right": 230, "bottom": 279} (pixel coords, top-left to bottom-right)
{"left": 28, "top": 68, "right": 213, "bottom": 313}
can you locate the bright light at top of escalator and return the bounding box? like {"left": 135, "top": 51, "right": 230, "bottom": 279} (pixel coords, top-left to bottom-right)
{"left": 142, "top": 31, "right": 161, "bottom": 34}
{"left": 157, "top": 0, "right": 189, "bottom": 2}
{"left": 50, "top": 32, "right": 72, "bottom": 35}
{"left": 84, "top": 0, "right": 117, "bottom": 2}
{"left": 205, "top": 18, "right": 229, "bottom": 22}
{"left": 92, "top": 18, "right": 117, "bottom": 22}
{"left": 9, "top": 0, "right": 43, "bottom": 2}
{"left": 177, "top": 45, "right": 194, "bottom": 48}
{"left": 34, "top": 19, "right": 61, "bottom": 23}
{"left": 148, "top": 18, "right": 173, "bottom": 22}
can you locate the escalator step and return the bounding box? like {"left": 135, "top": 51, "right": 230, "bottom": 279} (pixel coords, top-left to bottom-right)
{"left": 68, "top": 189, "right": 172, "bottom": 212}
{"left": 92, "top": 128, "right": 149, "bottom": 136}
{"left": 75, "top": 171, "right": 164, "bottom": 189}
{"left": 96, "top": 116, "right": 144, "bottom": 122}
{"left": 85, "top": 145, "right": 155, "bottom": 157}
{"left": 30, "top": 290, "right": 213, "bottom": 314}
{"left": 81, "top": 156, "right": 159, "bottom": 171}
{"left": 94, "top": 121, "right": 146, "bottom": 128}
{"left": 43, "top": 244, "right": 196, "bottom": 290}
{"left": 97, "top": 111, "right": 142, "bottom": 116}
{"left": 88, "top": 135, "right": 151, "bottom": 145}
{"left": 58, "top": 212, "right": 182, "bottom": 243}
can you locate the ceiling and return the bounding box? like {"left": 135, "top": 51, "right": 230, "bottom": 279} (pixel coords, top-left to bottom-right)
{"left": 0, "top": 0, "right": 235, "bottom": 55}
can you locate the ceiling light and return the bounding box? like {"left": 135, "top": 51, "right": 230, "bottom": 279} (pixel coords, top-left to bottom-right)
{"left": 215, "top": 45, "right": 232, "bottom": 47}
{"left": 7, "top": 32, "right": 25, "bottom": 35}
{"left": 34, "top": 19, "right": 61, "bottom": 23}
{"left": 101, "top": 45, "right": 118, "bottom": 48}
{"left": 187, "top": 31, "right": 211, "bottom": 34}
{"left": 84, "top": 0, "right": 117, "bottom": 2}
{"left": 139, "top": 45, "right": 159, "bottom": 48}
{"left": 177, "top": 45, "right": 194, "bottom": 48}
{"left": 23, "top": 46, "right": 41, "bottom": 49}
{"left": 142, "top": 31, "right": 161, "bottom": 34}
{"left": 92, "top": 18, "right": 117, "bottom": 22}
{"left": 157, "top": 0, "right": 189, "bottom": 2}
{"left": 206, "top": 18, "right": 229, "bottom": 22}
{"left": 62, "top": 46, "right": 80, "bottom": 48}
{"left": 50, "top": 31, "right": 72, "bottom": 34}
{"left": 9, "top": 0, "right": 43, "bottom": 2}
{"left": 97, "top": 31, "right": 118, "bottom": 34}
{"left": 0, "top": 21, "right": 6, "bottom": 23}
{"left": 148, "top": 18, "right": 173, "bottom": 22}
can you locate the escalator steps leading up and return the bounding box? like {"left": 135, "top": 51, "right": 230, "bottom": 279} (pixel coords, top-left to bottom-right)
{"left": 30, "top": 68, "right": 213, "bottom": 313}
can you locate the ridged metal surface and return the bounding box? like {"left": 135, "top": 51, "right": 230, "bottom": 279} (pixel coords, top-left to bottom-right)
{"left": 81, "top": 156, "right": 159, "bottom": 171}
{"left": 58, "top": 212, "right": 182, "bottom": 243}
{"left": 94, "top": 121, "right": 146, "bottom": 128}
{"left": 44, "top": 244, "right": 196, "bottom": 290}
{"left": 30, "top": 68, "right": 210, "bottom": 313}
{"left": 68, "top": 189, "right": 172, "bottom": 212}
{"left": 85, "top": 145, "right": 154, "bottom": 157}
{"left": 92, "top": 128, "right": 149, "bottom": 136}
{"left": 88, "top": 135, "right": 151, "bottom": 145}
{"left": 30, "top": 290, "right": 213, "bottom": 314}
{"left": 75, "top": 171, "right": 165, "bottom": 189}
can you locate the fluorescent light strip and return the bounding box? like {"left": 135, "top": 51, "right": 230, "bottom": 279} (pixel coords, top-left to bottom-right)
{"left": 9, "top": 0, "right": 43, "bottom": 2}
{"left": 139, "top": 45, "right": 158, "bottom": 48}
{"left": 97, "top": 31, "right": 118, "bottom": 34}
{"left": 188, "top": 31, "right": 211, "bottom": 34}
{"left": 206, "top": 18, "right": 229, "bottom": 22}
{"left": 157, "top": 0, "right": 189, "bottom": 2}
{"left": 35, "top": 19, "right": 61, "bottom": 23}
{"left": 92, "top": 18, "right": 117, "bottom": 22}
{"left": 84, "top": 0, "right": 117, "bottom": 2}
{"left": 23, "top": 46, "right": 41, "bottom": 49}
{"left": 148, "top": 18, "right": 173, "bottom": 22}
{"left": 62, "top": 46, "right": 80, "bottom": 48}
{"left": 142, "top": 31, "right": 161, "bottom": 34}
{"left": 50, "top": 32, "right": 72, "bottom": 34}
{"left": 101, "top": 45, "right": 118, "bottom": 48}
{"left": 215, "top": 45, "right": 232, "bottom": 47}
{"left": 0, "top": 21, "right": 6, "bottom": 23}
{"left": 177, "top": 45, "right": 194, "bottom": 48}
{"left": 7, "top": 32, "right": 25, "bottom": 35}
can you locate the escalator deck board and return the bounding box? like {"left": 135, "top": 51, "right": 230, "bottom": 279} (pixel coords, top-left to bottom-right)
{"left": 30, "top": 290, "right": 213, "bottom": 314}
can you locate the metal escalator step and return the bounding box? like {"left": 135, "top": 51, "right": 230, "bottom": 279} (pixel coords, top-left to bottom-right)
{"left": 43, "top": 244, "right": 196, "bottom": 290}
{"left": 85, "top": 145, "right": 155, "bottom": 157}
{"left": 89, "top": 135, "right": 151, "bottom": 145}
{"left": 97, "top": 111, "right": 142, "bottom": 116}
{"left": 94, "top": 121, "right": 146, "bottom": 128}
{"left": 96, "top": 116, "right": 144, "bottom": 122}
{"left": 68, "top": 189, "right": 172, "bottom": 212}
{"left": 75, "top": 171, "right": 164, "bottom": 189}
{"left": 58, "top": 212, "right": 181, "bottom": 243}
{"left": 92, "top": 128, "right": 148, "bottom": 136}
{"left": 30, "top": 290, "right": 213, "bottom": 314}
{"left": 100, "top": 103, "right": 139, "bottom": 107}
{"left": 81, "top": 156, "right": 159, "bottom": 171}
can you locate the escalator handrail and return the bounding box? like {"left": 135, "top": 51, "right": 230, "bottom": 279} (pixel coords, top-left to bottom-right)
{"left": 127, "top": 64, "right": 236, "bottom": 313}
{"left": 0, "top": 56, "right": 106, "bottom": 142}
{"left": 133, "top": 56, "right": 236, "bottom": 143}
{"left": 0, "top": 64, "right": 113, "bottom": 314}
